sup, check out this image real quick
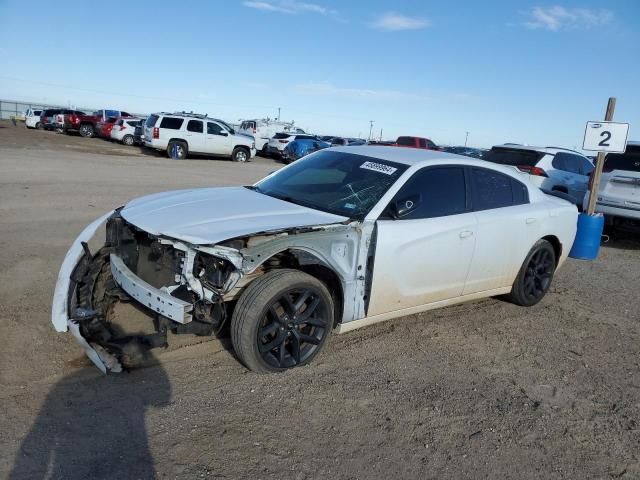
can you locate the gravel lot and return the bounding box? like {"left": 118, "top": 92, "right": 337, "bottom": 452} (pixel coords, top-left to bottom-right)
{"left": 1, "top": 121, "right": 639, "bottom": 479}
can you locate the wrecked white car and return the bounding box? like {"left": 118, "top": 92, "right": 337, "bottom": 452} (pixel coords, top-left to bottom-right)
{"left": 52, "top": 147, "right": 578, "bottom": 373}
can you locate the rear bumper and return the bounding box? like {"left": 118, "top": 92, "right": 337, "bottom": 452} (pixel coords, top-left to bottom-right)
{"left": 267, "top": 146, "right": 283, "bottom": 157}
{"left": 583, "top": 193, "right": 640, "bottom": 220}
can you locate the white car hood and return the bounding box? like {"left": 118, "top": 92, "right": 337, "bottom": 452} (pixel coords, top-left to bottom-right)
{"left": 120, "top": 186, "right": 348, "bottom": 245}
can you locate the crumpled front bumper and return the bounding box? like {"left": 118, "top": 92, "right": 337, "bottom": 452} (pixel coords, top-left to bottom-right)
{"left": 51, "top": 210, "right": 115, "bottom": 373}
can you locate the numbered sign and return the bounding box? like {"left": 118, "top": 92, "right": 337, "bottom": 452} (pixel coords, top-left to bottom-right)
{"left": 582, "top": 121, "right": 629, "bottom": 153}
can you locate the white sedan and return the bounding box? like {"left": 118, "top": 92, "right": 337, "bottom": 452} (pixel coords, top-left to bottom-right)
{"left": 51, "top": 147, "right": 578, "bottom": 373}
{"left": 110, "top": 118, "right": 142, "bottom": 146}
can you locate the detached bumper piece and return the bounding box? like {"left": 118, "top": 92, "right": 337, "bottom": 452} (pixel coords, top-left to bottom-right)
{"left": 110, "top": 254, "right": 192, "bottom": 324}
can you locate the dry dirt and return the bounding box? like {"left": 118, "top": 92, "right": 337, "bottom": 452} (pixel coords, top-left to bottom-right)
{"left": 0, "top": 121, "right": 639, "bottom": 479}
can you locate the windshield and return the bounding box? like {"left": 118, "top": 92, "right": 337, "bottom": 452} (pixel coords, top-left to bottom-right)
{"left": 253, "top": 151, "right": 408, "bottom": 219}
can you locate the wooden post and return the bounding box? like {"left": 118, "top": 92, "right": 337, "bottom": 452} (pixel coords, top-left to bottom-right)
{"left": 586, "top": 97, "right": 617, "bottom": 215}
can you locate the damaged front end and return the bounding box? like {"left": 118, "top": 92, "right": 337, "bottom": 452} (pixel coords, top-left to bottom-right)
{"left": 52, "top": 210, "right": 244, "bottom": 373}
{"left": 53, "top": 209, "right": 364, "bottom": 373}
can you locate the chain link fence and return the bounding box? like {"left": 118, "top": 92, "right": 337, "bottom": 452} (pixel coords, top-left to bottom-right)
{"left": 0, "top": 99, "right": 96, "bottom": 121}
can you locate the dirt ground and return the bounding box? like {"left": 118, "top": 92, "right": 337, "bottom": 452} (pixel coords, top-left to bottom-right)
{"left": 1, "top": 121, "right": 639, "bottom": 479}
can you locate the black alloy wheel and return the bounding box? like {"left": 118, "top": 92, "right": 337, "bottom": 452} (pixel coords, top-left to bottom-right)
{"left": 257, "top": 287, "right": 329, "bottom": 369}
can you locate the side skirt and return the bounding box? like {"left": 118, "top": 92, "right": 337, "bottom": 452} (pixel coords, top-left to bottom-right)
{"left": 334, "top": 287, "right": 512, "bottom": 334}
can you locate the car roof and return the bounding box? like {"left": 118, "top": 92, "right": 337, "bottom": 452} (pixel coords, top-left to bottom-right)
{"left": 330, "top": 145, "right": 507, "bottom": 168}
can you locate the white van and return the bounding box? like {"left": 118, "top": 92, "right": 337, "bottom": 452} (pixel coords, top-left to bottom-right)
{"left": 239, "top": 119, "right": 305, "bottom": 154}
{"left": 24, "top": 108, "right": 43, "bottom": 129}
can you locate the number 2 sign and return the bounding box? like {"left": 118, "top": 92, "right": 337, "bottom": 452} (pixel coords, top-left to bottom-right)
{"left": 582, "top": 121, "right": 629, "bottom": 153}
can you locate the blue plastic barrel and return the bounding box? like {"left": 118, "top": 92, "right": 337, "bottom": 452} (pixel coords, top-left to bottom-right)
{"left": 569, "top": 213, "right": 605, "bottom": 260}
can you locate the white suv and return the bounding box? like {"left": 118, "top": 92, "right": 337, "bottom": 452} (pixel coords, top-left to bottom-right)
{"left": 583, "top": 142, "right": 640, "bottom": 229}
{"left": 483, "top": 145, "right": 594, "bottom": 206}
{"left": 144, "top": 112, "right": 256, "bottom": 161}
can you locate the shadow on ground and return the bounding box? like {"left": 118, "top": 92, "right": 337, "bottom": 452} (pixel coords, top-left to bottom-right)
{"left": 9, "top": 362, "right": 170, "bottom": 480}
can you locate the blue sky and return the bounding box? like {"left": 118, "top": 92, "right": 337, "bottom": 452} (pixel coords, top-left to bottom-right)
{"left": 0, "top": 0, "right": 638, "bottom": 148}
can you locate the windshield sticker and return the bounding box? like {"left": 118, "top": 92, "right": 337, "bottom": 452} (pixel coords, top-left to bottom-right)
{"left": 360, "top": 161, "right": 397, "bottom": 175}
{"left": 344, "top": 203, "right": 356, "bottom": 209}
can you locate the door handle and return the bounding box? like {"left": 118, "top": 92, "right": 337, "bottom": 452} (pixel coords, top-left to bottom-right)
{"left": 526, "top": 218, "right": 536, "bottom": 224}
{"left": 459, "top": 230, "right": 474, "bottom": 239}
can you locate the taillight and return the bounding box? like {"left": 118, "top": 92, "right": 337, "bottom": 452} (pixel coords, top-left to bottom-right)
{"left": 517, "top": 165, "right": 548, "bottom": 177}
{"left": 119, "top": 125, "right": 126, "bottom": 131}
{"left": 253, "top": 128, "right": 256, "bottom": 134}
{"left": 153, "top": 127, "right": 159, "bottom": 139}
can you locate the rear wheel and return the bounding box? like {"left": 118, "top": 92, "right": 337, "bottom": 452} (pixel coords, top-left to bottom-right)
{"left": 231, "top": 269, "right": 333, "bottom": 373}
{"left": 261, "top": 144, "right": 269, "bottom": 157}
{"left": 232, "top": 147, "right": 249, "bottom": 162}
{"left": 122, "top": 134, "right": 134, "bottom": 146}
{"left": 167, "top": 140, "right": 188, "bottom": 160}
{"left": 79, "top": 124, "right": 94, "bottom": 138}
{"left": 35, "top": 122, "right": 42, "bottom": 129}
{"left": 507, "top": 239, "right": 556, "bottom": 306}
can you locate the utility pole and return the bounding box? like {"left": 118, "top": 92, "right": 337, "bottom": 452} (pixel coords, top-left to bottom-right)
{"left": 464, "top": 131, "right": 469, "bottom": 147}
{"left": 380, "top": 128, "right": 383, "bottom": 141}
{"left": 368, "top": 120, "right": 374, "bottom": 141}
{"left": 586, "top": 97, "right": 616, "bottom": 215}
{"left": 277, "top": 107, "right": 280, "bottom": 121}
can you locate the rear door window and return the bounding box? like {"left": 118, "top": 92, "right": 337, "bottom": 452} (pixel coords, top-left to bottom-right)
{"left": 187, "top": 120, "right": 203, "bottom": 133}
{"left": 483, "top": 148, "right": 544, "bottom": 167}
{"left": 390, "top": 166, "right": 468, "bottom": 220}
{"left": 418, "top": 138, "right": 427, "bottom": 148}
{"left": 471, "top": 167, "right": 528, "bottom": 210}
{"left": 159, "top": 117, "right": 184, "bottom": 130}
{"left": 396, "top": 136, "right": 415, "bottom": 147}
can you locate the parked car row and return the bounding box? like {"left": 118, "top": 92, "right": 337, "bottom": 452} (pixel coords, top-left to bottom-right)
{"left": 23, "top": 107, "right": 638, "bottom": 230}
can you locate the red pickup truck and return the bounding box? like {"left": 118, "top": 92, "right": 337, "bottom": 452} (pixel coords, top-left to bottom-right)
{"left": 394, "top": 136, "right": 441, "bottom": 150}
{"left": 64, "top": 109, "right": 132, "bottom": 138}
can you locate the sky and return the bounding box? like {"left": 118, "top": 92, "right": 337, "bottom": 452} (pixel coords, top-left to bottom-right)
{"left": 0, "top": 0, "right": 639, "bottom": 149}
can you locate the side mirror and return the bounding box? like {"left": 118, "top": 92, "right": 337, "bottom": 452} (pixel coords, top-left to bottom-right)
{"left": 218, "top": 131, "right": 228, "bottom": 137}
{"left": 387, "top": 194, "right": 421, "bottom": 219}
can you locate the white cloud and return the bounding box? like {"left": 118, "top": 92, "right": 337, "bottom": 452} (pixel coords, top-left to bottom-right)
{"left": 242, "top": 0, "right": 333, "bottom": 15}
{"left": 524, "top": 6, "right": 613, "bottom": 31}
{"left": 371, "top": 12, "right": 430, "bottom": 31}
{"left": 294, "top": 81, "right": 430, "bottom": 102}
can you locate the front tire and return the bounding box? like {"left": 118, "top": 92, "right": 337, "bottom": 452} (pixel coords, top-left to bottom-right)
{"left": 231, "top": 269, "right": 333, "bottom": 373}
{"left": 231, "top": 146, "right": 249, "bottom": 162}
{"left": 35, "top": 122, "right": 42, "bottom": 129}
{"left": 122, "top": 134, "right": 134, "bottom": 146}
{"left": 167, "top": 140, "right": 188, "bottom": 160}
{"left": 507, "top": 239, "right": 556, "bottom": 307}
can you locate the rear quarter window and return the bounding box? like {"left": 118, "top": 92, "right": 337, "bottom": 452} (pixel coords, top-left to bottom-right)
{"left": 274, "top": 132, "right": 291, "bottom": 139}
{"left": 159, "top": 117, "right": 184, "bottom": 130}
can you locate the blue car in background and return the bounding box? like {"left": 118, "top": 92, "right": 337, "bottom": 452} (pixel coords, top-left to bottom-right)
{"left": 282, "top": 138, "right": 331, "bottom": 163}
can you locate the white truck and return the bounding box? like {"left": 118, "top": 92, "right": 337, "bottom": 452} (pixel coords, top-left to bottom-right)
{"left": 239, "top": 119, "right": 305, "bottom": 154}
